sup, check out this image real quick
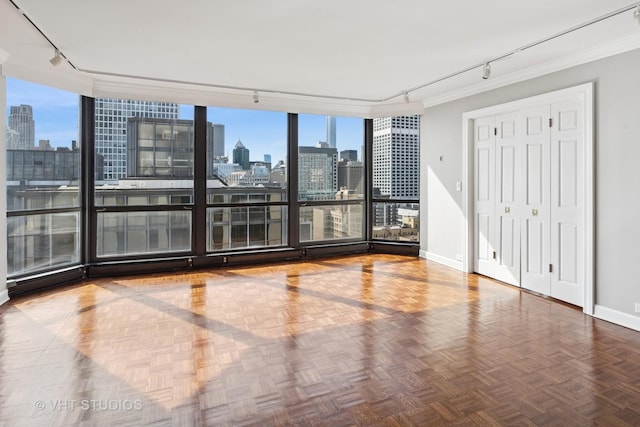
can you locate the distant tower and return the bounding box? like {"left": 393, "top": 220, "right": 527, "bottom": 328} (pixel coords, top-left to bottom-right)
{"left": 233, "top": 140, "right": 250, "bottom": 170}
{"left": 212, "top": 124, "right": 225, "bottom": 157}
{"left": 339, "top": 150, "right": 357, "bottom": 162}
{"left": 8, "top": 104, "right": 35, "bottom": 149}
{"left": 326, "top": 116, "right": 337, "bottom": 149}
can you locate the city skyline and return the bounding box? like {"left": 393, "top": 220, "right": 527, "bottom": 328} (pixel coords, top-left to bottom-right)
{"left": 7, "top": 78, "right": 364, "bottom": 165}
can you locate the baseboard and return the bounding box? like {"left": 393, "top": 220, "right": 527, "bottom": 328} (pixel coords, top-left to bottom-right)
{"left": 0, "top": 288, "right": 9, "bottom": 306}
{"left": 420, "top": 250, "right": 464, "bottom": 271}
{"left": 593, "top": 304, "right": 640, "bottom": 332}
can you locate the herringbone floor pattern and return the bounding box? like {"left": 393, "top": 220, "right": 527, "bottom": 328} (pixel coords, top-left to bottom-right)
{"left": 1, "top": 254, "right": 639, "bottom": 426}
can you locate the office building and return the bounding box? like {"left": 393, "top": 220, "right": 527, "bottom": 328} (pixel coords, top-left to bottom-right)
{"left": 326, "top": 115, "right": 336, "bottom": 149}
{"left": 339, "top": 149, "right": 357, "bottom": 162}
{"left": 373, "top": 115, "right": 420, "bottom": 199}
{"left": 298, "top": 145, "right": 338, "bottom": 200}
{"left": 212, "top": 123, "right": 225, "bottom": 157}
{"left": 7, "top": 104, "right": 34, "bottom": 150}
{"left": 232, "top": 140, "right": 250, "bottom": 170}
{"left": 95, "top": 98, "right": 179, "bottom": 180}
{"left": 337, "top": 160, "right": 363, "bottom": 195}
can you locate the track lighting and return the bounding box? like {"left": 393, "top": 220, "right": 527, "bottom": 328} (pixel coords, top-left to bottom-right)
{"left": 482, "top": 62, "right": 491, "bottom": 80}
{"left": 403, "top": 92, "right": 410, "bottom": 103}
{"left": 253, "top": 91, "right": 259, "bottom": 103}
{"left": 634, "top": 5, "right": 640, "bottom": 24}
{"left": 49, "top": 49, "right": 63, "bottom": 66}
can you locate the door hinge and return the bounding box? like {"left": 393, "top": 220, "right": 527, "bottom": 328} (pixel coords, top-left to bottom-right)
{"left": 548, "top": 118, "right": 553, "bottom": 128}
{"left": 494, "top": 127, "right": 497, "bottom": 136}
{"left": 493, "top": 251, "right": 497, "bottom": 260}
{"left": 549, "top": 264, "right": 553, "bottom": 273}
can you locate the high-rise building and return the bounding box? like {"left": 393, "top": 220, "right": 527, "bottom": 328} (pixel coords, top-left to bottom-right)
{"left": 298, "top": 145, "right": 338, "bottom": 200}
{"left": 326, "top": 116, "right": 336, "bottom": 149}
{"left": 95, "top": 98, "right": 179, "bottom": 180}
{"left": 372, "top": 115, "right": 420, "bottom": 198}
{"left": 126, "top": 117, "right": 217, "bottom": 178}
{"left": 233, "top": 140, "right": 250, "bottom": 170}
{"left": 8, "top": 104, "right": 35, "bottom": 150}
{"left": 339, "top": 149, "right": 357, "bottom": 162}
{"left": 337, "top": 160, "right": 363, "bottom": 195}
{"left": 212, "top": 124, "right": 225, "bottom": 158}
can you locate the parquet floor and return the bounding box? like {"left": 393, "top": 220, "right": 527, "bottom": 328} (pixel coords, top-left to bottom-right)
{"left": 1, "top": 254, "right": 639, "bottom": 426}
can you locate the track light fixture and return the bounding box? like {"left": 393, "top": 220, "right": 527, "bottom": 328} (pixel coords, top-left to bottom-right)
{"left": 49, "top": 49, "right": 63, "bottom": 66}
{"left": 634, "top": 5, "right": 640, "bottom": 24}
{"left": 253, "top": 91, "right": 259, "bottom": 103}
{"left": 403, "top": 92, "right": 410, "bottom": 103}
{"left": 482, "top": 62, "right": 491, "bottom": 80}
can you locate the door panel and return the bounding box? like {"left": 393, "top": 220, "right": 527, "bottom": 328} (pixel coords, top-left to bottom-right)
{"left": 520, "top": 105, "right": 551, "bottom": 294}
{"left": 474, "top": 117, "right": 496, "bottom": 277}
{"left": 550, "top": 100, "right": 584, "bottom": 306}
{"left": 494, "top": 113, "right": 520, "bottom": 285}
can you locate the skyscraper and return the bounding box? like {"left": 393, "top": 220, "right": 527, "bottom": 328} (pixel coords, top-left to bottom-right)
{"left": 326, "top": 116, "right": 336, "bottom": 149}
{"left": 372, "top": 115, "right": 420, "bottom": 198}
{"left": 233, "top": 140, "right": 250, "bottom": 170}
{"left": 212, "top": 124, "right": 225, "bottom": 158}
{"left": 95, "top": 98, "right": 179, "bottom": 180}
{"left": 338, "top": 161, "right": 363, "bottom": 195}
{"left": 8, "top": 104, "right": 35, "bottom": 150}
{"left": 339, "top": 149, "right": 357, "bottom": 162}
{"left": 298, "top": 145, "right": 338, "bottom": 200}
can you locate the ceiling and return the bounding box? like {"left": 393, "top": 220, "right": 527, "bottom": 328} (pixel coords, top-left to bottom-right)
{"left": 2, "top": 0, "right": 640, "bottom": 117}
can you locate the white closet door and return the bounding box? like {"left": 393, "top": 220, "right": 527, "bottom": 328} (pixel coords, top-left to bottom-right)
{"left": 550, "top": 99, "right": 584, "bottom": 306}
{"left": 494, "top": 113, "right": 521, "bottom": 286}
{"left": 520, "top": 105, "right": 551, "bottom": 295}
{"left": 474, "top": 116, "right": 496, "bottom": 278}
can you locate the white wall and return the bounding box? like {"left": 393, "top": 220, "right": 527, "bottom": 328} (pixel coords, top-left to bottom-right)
{"left": 0, "top": 70, "right": 8, "bottom": 305}
{"left": 421, "top": 47, "right": 640, "bottom": 322}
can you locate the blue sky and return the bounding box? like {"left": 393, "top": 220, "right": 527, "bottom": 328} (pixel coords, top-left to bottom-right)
{"left": 7, "top": 78, "right": 364, "bottom": 163}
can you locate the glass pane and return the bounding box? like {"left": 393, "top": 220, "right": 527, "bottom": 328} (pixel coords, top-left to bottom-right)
{"left": 373, "top": 116, "right": 420, "bottom": 199}
{"left": 96, "top": 211, "right": 192, "bottom": 257}
{"left": 206, "top": 107, "right": 287, "bottom": 195}
{"left": 206, "top": 206, "right": 287, "bottom": 251}
{"left": 372, "top": 202, "right": 420, "bottom": 242}
{"left": 6, "top": 78, "right": 80, "bottom": 211}
{"left": 94, "top": 99, "right": 193, "bottom": 206}
{"left": 298, "top": 115, "right": 363, "bottom": 201}
{"left": 299, "top": 203, "right": 363, "bottom": 242}
{"left": 7, "top": 213, "right": 80, "bottom": 276}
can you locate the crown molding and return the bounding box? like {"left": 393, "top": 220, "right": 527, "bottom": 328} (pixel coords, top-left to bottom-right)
{"left": 91, "top": 78, "right": 382, "bottom": 118}
{"left": 422, "top": 32, "right": 640, "bottom": 109}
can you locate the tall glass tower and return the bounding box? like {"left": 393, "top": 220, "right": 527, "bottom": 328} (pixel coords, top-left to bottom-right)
{"left": 326, "top": 116, "right": 336, "bottom": 149}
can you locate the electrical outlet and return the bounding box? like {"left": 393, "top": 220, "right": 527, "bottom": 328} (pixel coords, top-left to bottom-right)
{"left": 635, "top": 302, "right": 640, "bottom": 313}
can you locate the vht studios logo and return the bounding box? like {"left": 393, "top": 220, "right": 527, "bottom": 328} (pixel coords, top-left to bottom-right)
{"left": 35, "top": 399, "right": 143, "bottom": 411}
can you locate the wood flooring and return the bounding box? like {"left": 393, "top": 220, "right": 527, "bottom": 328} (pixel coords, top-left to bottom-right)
{"left": 1, "top": 254, "right": 639, "bottom": 426}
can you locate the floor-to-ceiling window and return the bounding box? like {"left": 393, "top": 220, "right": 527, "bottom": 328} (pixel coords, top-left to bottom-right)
{"left": 371, "top": 115, "right": 420, "bottom": 243}
{"left": 297, "top": 114, "right": 364, "bottom": 242}
{"left": 5, "top": 80, "right": 419, "bottom": 294}
{"left": 205, "top": 107, "right": 288, "bottom": 251}
{"left": 93, "top": 99, "right": 194, "bottom": 259}
{"left": 5, "top": 78, "right": 82, "bottom": 277}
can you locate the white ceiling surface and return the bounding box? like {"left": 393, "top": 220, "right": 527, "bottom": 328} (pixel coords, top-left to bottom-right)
{"left": 1, "top": 0, "right": 640, "bottom": 116}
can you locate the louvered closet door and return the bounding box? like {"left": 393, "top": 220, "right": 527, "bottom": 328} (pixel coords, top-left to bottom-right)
{"left": 494, "top": 113, "right": 521, "bottom": 286}
{"left": 520, "top": 105, "right": 551, "bottom": 295}
{"left": 474, "top": 116, "right": 496, "bottom": 278}
{"left": 550, "top": 99, "right": 584, "bottom": 306}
